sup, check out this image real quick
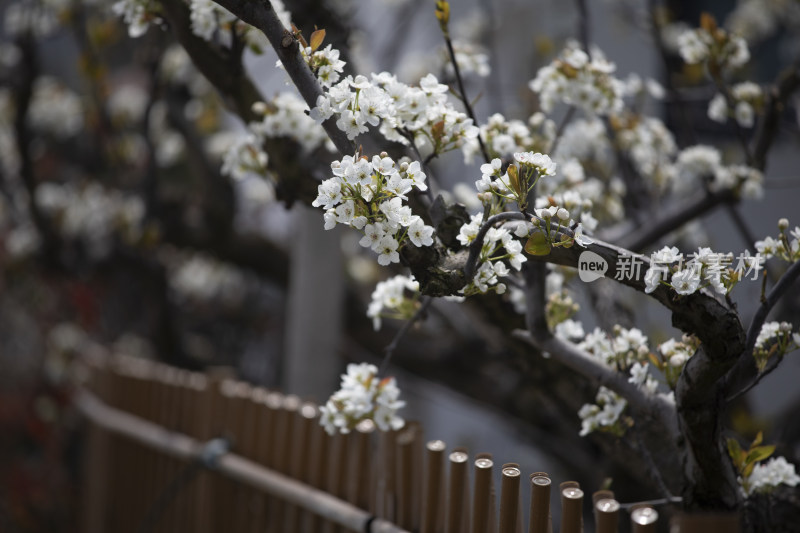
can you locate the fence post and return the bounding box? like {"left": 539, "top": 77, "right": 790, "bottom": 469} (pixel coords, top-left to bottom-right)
{"left": 594, "top": 497, "right": 619, "bottom": 533}
{"left": 396, "top": 423, "right": 422, "bottom": 531}
{"left": 79, "top": 355, "right": 111, "bottom": 533}
{"left": 630, "top": 506, "right": 658, "bottom": 532}
{"left": 446, "top": 449, "right": 470, "bottom": 533}
{"left": 499, "top": 463, "right": 522, "bottom": 533}
{"left": 421, "top": 440, "right": 446, "bottom": 533}
{"left": 529, "top": 473, "right": 552, "bottom": 533}
{"left": 472, "top": 453, "right": 495, "bottom": 533}
{"left": 559, "top": 482, "right": 583, "bottom": 533}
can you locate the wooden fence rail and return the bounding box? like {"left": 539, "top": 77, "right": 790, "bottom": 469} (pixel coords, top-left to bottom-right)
{"left": 76, "top": 352, "right": 739, "bottom": 533}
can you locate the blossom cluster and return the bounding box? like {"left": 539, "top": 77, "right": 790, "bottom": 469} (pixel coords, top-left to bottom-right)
{"left": 166, "top": 251, "right": 250, "bottom": 308}
{"left": 35, "top": 181, "right": 144, "bottom": 260}
{"left": 475, "top": 152, "right": 557, "bottom": 210}
{"left": 221, "top": 134, "right": 269, "bottom": 182}
{"left": 752, "top": 321, "right": 800, "bottom": 372}
{"left": 578, "top": 386, "right": 628, "bottom": 437}
{"left": 573, "top": 325, "right": 670, "bottom": 437}
{"left": 707, "top": 82, "right": 763, "bottom": 128}
{"left": 529, "top": 43, "right": 625, "bottom": 116}
{"left": 615, "top": 116, "right": 677, "bottom": 191}
{"left": 367, "top": 275, "right": 420, "bottom": 331}
{"left": 579, "top": 326, "right": 652, "bottom": 370}
{"left": 319, "top": 363, "right": 405, "bottom": 435}
{"left": 672, "top": 145, "right": 764, "bottom": 199}
{"left": 726, "top": 0, "right": 800, "bottom": 44}
{"left": 642, "top": 245, "right": 745, "bottom": 296}
{"left": 188, "top": 0, "right": 288, "bottom": 50}
{"left": 312, "top": 153, "right": 434, "bottom": 266}
{"left": 462, "top": 112, "right": 553, "bottom": 163}
{"left": 112, "top": 0, "right": 161, "bottom": 38}
{"left": 445, "top": 40, "right": 491, "bottom": 78}
{"left": 677, "top": 16, "right": 750, "bottom": 72}
{"left": 28, "top": 76, "right": 84, "bottom": 139}
{"left": 545, "top": 119, "right": 626, "bottom": 222}
{"left": 456, "top": 212, "right": 526, "bottom": 295}
{"left": 755, "top": 219, "right": 800, "bottom": 262}
{"left": 298, "top": 43, "right": 346, "bottom": 88}
{"left": 311, "top": 70, "right": 478, "bottom": 157}
{"left": 652, "top": 335, "right": 699, "bottom": 389}
{"left": 250, "top": 93, "right": 331, "bottom": 154}
{"left": 741, "top": 456, "right": 800, "bottom": 496}
{"left": 221, "top": 92, "right": 333, "bottom": 183}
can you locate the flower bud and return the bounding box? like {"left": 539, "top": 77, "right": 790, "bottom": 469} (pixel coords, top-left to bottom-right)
{"left": 778, "top": 218, "right": 789, "bottom": 231}
{"left": 557, "top": 207, "right": 570, "bottom": 221}
{"left": 251, "top": 101, "right": 268, "bottom": 116}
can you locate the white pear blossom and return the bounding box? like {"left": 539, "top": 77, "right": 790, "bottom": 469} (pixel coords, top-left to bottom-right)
{"left": 742, "top": 456, "right": 800, "bottom": 496}
{"left": 319, "top": 363, "right": 406, "bottom": 435}
{"left": 529, "top": 42, "right": 625, "bottom": 116}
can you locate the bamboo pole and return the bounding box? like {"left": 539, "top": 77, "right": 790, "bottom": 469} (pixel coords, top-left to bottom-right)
{"left": 75, "top": 389, "right": 411, "bottom": 533}
{"left": 528, "top": 473, "right": 552, "bottom": 533}
{"left": 471, "top": 454, "right": 495, "bottom": 533}
{"left": 499, "top": 463, "right": 521, "bottom": 533}
{"left": 396, "top": 426, "right": 419, "bottom": 531}
{"left": 79, "top": 358, "right": 111, "bottom": 533}
{"left": 446, "top": 449, "right": 470, "bottom": 533}
{"left": 421, "top": 440, "right": 446, "bottom": 533}
{"left": 352, "top": 419, "right": 376, "bottom": 513}
{"left": 630, "top": 506, "right": 658, "bottom": 533}
{"left": 559, "top": 483, "right": 583, "bottom": 533}
{"left": 594, "top": 498, "right": 619, "bottom": 533}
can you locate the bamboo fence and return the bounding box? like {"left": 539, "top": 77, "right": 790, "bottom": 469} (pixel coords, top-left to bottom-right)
{"left": 76, "top": 352, "right": 739, "bottom": 533}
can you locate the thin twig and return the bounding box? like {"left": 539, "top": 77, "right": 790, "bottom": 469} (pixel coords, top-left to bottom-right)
{"left": 575, "top": 0, "right": 590, "bottom": 52}
{"left": 753, "top": 61, "right": 800, "bottom": 171}
{"left": 634, "top": 427, "right": 675, "bottom": 500}
{"left": 548, "top": 105, "right": 576, "bottom": 156}
{"left": 442, "top": 33, "right": 490, "bottom": 164}
{"left": 380, "top": 296, "right": 433, "bottom": 375}
{"left": 646, "top": 0, "right": 697, "bottom": 147}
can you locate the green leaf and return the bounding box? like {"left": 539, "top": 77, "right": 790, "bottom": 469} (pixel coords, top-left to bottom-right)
{"left": 525, "top": 231, "right": 551, "bottom": 256}
{"left": 745, "top": 445, "right": 775, "bottom": 467}
{"left": 727, "top": 438, "right": 744, "bottom": 470}
{"left": 752, "top": 431, "right": 763, "bottom": 447}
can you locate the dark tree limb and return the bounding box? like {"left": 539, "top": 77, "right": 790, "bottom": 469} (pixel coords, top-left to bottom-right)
{"left": 724, "top": 259, "right": 800, "bottom": 400}
{"left": 603, "top": 190, "right": 731, "bottom": 252}
{"left": 513, "top": 331, "right": 677, "bottom": 432}
{"left": 209, "top": 0, "right": 355, "bottom": 155}
{"left": 753, "top": 61, "right": 800, "bottom": 171}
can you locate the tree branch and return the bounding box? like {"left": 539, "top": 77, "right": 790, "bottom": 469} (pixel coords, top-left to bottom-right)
{"left": 379, "top": 296, "right": 433, "bottom": 375}
{"left": 463, "top": 211, "right": 526, "bottom": 280}
{"left": 724, "top": 259, "right": 800, "bottom": 400}
{"left": 209, "top": 0, "right": 355, "bottom": 155}
{"left": 752, "top": 61, "right": 800, "bottom": 171}
{"left": 603, "top": 190, "right": 732, "bottom": 252}
{"left": 442, "top": 30, "right": 490, "bottom": 164}
{"left": 512, "top": 331, "right": 678, "bottom": 437}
